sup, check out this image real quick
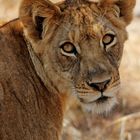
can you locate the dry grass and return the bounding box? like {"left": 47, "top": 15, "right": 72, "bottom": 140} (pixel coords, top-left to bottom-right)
{"left": 0, "top": 0, "right": 21, "bottom": 21}
{"left": 0, "top": 0, "right": 140, "bottom": 140}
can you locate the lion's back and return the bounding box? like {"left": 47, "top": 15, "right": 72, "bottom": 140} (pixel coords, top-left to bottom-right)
{"left": 0, "top": 20, "right": 62, "bottom": 140}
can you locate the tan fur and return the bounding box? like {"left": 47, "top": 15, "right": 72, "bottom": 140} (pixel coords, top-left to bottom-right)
{"left": 20, "top": 0, "right": 135, "bottom": 135}
{"left": 0, "top": 0, "right": 135, "bottom": 139}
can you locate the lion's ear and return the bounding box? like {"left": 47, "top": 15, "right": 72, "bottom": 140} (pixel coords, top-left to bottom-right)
{"left": 20, "top": 0, "right": 61, "bottom": 40}
{"left": 99, "top": 0, "right": 136, "bottom": 25}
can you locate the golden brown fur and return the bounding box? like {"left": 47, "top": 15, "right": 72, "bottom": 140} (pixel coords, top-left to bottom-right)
{"left": 0, "top": 19, "right": 64, "bottom": 140}
{"left": 0, "top": 0, "right": 136, "bottom": 139}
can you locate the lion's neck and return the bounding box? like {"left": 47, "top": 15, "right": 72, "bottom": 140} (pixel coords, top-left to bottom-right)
{"left": 24, "top": 37, "right": 56, "bottom": 92}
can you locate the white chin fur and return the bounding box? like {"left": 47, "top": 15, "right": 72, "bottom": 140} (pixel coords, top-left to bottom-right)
{"left": 81, "top": 97, "right": 118, "bottom": 115}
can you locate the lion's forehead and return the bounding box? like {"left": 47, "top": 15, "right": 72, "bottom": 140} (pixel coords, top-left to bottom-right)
{"left": 60, "top": 5, "right": 111, "bottom": 41}
{"left": 64, "top": 4, "right": 100, "bottom": 25}
{"left": 62, "top": 22, "right": 105, "bottom": 44}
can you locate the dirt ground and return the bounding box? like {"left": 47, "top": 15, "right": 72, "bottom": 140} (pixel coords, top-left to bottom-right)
{"left": 0, "top": 0, "right": 140, "bottom": 140}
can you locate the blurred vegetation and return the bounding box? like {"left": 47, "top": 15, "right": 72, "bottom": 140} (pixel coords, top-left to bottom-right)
{"left": 0, "top": 0, "right": 140, "bottom": 140}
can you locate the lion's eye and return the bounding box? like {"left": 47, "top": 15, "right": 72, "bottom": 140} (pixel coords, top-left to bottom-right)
{"left": 60, "top": 43, "right": 77, "bottom": 57}
{"left": 101, "top": 33, "right": 117, "bottom": 51}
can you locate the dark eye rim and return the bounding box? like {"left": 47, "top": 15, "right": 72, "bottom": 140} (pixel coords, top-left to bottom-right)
{"left": 60, "top": 42, "right": 77, "bottom": 55}
{"left": 103, "top": 33, "right": 116, "bottom": 46}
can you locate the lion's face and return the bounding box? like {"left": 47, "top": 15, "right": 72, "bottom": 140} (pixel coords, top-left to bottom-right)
{"left": 20, "top": 0, "right": 135, "bottom": 114}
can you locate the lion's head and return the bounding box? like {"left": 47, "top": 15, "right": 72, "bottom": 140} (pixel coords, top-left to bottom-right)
{"left": 20, "top": 0, "right": 135, "bottom": 114}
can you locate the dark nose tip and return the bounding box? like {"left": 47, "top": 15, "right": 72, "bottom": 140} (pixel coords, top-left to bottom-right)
{"left": 87, "top": 79, "right": 111, "bottom": 92}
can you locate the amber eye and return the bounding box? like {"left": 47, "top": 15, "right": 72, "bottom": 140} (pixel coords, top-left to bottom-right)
{"left": 102, "top": 33, "right": 117, "bottom": 51}
{"left": 60, "top": 43, "right": 77, "bottom": 57}
{"left": 103, "top": 34, "right": 115, "bottom": 45}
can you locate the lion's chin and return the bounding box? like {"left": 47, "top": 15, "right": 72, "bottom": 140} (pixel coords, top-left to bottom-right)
{"left": 80, "top": 97, "right": 118, "bottom": 115}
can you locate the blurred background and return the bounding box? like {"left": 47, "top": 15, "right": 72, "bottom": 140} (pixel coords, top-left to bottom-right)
{"left": 0, "top": 0, "right": 140, "bottom": 140}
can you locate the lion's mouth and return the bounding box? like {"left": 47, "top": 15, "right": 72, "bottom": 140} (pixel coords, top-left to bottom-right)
{"left": 79, "top": 96, "right": 111, "bottom": 104}
{"left": 95, "top": 96, "right": 109, "bottom": 103}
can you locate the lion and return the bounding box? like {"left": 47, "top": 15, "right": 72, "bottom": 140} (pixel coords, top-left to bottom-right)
{"left": 0, "top": 0, "right": 135, "bottom": 139}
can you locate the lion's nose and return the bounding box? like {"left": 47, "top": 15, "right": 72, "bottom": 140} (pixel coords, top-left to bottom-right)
{"left": 87, "top": 78, "right": 111, "bottom": 92}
